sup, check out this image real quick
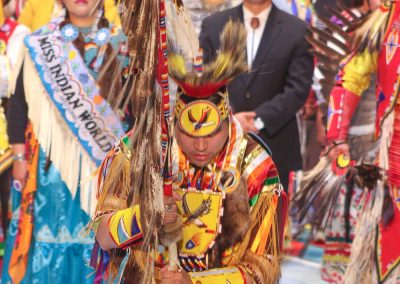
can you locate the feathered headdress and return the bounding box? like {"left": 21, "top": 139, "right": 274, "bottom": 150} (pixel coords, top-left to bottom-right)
{"left": 352, "top": 1, "right": 391, "bottom": 52}
{"left": 169, "top": 20, "right": 247, "bottom": 95}
{"left": 170, "top": 20, "right": 247, "bottom": 137}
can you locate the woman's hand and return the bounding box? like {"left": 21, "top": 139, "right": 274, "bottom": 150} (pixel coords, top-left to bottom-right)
{"left": 11, "top": 144, "right": 28, "bottom": 190}
{"left": 12, "top": 160, "right": 28, "bottom": 189}
{"left": 160, "top": 266, "right": 191, "bottom": 284}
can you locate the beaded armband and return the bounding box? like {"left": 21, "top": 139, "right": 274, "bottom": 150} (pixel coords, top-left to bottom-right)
{"left": 327, "top": 88, "right": 361, "bottom": 143}
{"left": 326, "top": 86, "right": 345, "bottom": 142}
{"left": 108, "top": 206, "right": 143, "bottom": 249}
{"left": 189, "top": 266, "right": 245, "bottom": 284}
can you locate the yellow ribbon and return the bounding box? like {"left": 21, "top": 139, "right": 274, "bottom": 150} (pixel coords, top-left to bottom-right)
{"left": 250, "top": 194, "right": 278, "bottom": 255}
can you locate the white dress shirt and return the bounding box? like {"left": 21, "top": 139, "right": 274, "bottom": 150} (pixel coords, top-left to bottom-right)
{"left": 243, "top": 5, "right": 271, "bottom": 68}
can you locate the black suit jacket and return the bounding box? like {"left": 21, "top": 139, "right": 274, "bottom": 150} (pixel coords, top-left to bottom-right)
{"left": 200, "top": 4, "right": 314, "bottom": 174}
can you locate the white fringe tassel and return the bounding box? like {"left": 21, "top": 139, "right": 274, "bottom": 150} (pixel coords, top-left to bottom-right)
{"left": 24, "top": 54, "right": 97, "bottom": 217}
{"left": 344, "top": 111, "right": 393, "bottom": 283}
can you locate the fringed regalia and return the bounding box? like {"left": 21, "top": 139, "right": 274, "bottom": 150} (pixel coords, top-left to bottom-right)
{"left": 88, "top": 1, "right": 287, "bottom": 283}
{"left": 92, "top": 118, "right": 284, "bottom": 283}
{"left": 2, "top": 10, "right": 130, "bottom": 284}
{"left": 295, "top": 1, "right": 400, "bottom": 283}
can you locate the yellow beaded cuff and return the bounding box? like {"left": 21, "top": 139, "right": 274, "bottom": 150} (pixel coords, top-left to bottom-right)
{"left": 189, "top": 266, "right": 245, "bottom": 284}
{"left": 108, "top": 206, "right": 143, "bottom": 249}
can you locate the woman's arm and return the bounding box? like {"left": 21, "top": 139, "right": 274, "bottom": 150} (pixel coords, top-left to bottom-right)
{"left": 7, "top": 64, "right": 29, "bottom": 187}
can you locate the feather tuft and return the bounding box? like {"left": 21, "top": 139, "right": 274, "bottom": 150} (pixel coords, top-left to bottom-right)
{"left": 168, "top": 53, "right": 188, "bottom": 81}
{"left": 202, "top": 20, "right": 248, "bottom": 84}
{"left": 168, "top": 20, "right": 247, "bottom": 93}
{"left": 352, "top": 2, "right": 390, "bottom": 53}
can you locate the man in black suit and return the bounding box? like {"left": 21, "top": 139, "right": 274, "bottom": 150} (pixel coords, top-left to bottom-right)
{"left": 200, "top": 0, "right": 314, "bottom": 189}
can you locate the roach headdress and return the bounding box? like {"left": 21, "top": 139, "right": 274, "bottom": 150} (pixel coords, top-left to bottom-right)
{"left": 170, "top": 20, "right": 247, "bottom": 137}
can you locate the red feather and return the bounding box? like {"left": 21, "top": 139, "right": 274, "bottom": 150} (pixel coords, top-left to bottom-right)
{"left": 179, "top": 81, "right": 227, "bottom": 98}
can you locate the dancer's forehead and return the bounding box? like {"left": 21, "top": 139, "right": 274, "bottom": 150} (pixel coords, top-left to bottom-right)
{"left": 174, "top": 88, "right": 230, "bottom": 138}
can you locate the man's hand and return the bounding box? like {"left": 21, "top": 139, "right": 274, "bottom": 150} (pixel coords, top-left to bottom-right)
{"left": 234, "top": 112, "right": 259, "bottom": 134}
{"left": 160, "top": 266, "right": 191, "bottom": 284}
{"left": 163, "top": 191, "right": 182, "bottom": 225}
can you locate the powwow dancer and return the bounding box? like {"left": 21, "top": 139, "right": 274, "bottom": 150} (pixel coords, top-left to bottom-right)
{"left": 87, "top": 1, "right": 287, "bottom": 282}
{"left": 293, "top": 2, "right": 382, "bottom": 282}
{"left": 297, "top": 1, "right": 400, "bottom": 282}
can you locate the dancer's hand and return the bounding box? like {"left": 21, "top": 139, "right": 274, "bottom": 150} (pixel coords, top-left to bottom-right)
{"left": 326, "top": 142, "right": 350, "bottom": 162}
{"left": 163, "top": 191, "right": 181, "bottom": 225}
{"left": 160, "top": 266, "right": 191, "bottom": 284}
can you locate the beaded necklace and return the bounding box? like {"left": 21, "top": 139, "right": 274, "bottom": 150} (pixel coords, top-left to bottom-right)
{"left": 59, "top": 9, "right": 111, "bottom": 75}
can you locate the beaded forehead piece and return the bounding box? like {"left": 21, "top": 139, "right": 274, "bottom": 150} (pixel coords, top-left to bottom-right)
{"left": 169, "top": 20, "right": 247, "bottom": 137}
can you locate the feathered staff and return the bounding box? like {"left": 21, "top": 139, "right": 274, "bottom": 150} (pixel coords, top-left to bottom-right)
{"left": 101, "top": 0, "right": 202, "bottom": 281}
{"left": 100, "top": 0, "right": 172, "bottom": 282}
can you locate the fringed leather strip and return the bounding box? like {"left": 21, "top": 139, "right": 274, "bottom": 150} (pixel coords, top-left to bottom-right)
{"left": 242, "top": 250, "right": 281, "bottom": 284}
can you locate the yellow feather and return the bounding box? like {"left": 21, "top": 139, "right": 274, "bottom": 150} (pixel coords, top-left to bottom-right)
{"left": 168, "top": 53, "right": 187, "bottom": 79}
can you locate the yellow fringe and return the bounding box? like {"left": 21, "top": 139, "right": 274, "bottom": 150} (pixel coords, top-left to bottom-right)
{"left": 227, "top": 190, "right": 279, "bottom": 266}
{"left": 96, "top": 146, "right": 131, "bottom": 213}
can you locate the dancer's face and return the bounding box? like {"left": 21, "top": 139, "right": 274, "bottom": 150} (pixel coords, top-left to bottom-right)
{"left": 368, "top": 0, "right": 381, "bottom": 10}
{"left": 175, "top": 120, "right": 229, "bottom": 168}
{"left": 62, "top": 0, "right": 102, "bottom": 20}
